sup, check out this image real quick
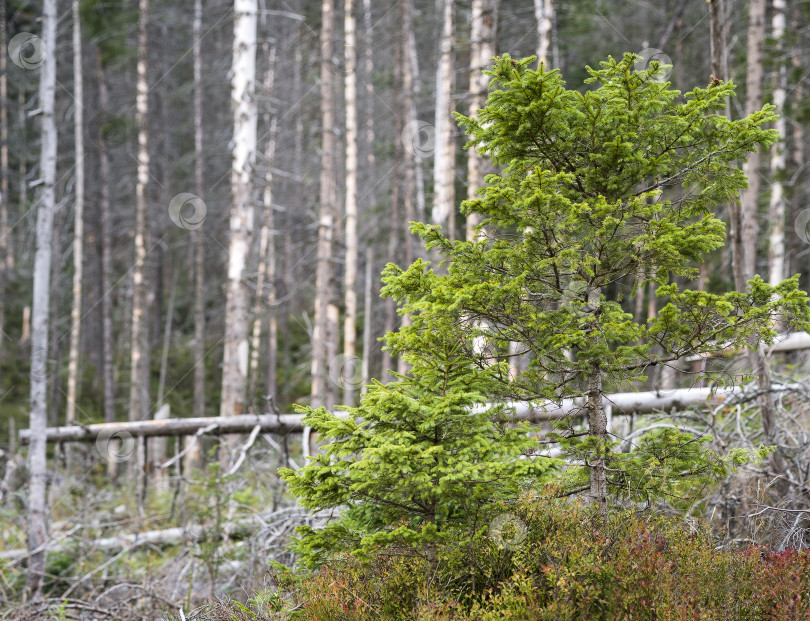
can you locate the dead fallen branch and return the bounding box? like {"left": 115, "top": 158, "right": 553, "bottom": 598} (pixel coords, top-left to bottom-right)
{"left": 20, "top": 384, "right": 787, "bottom": 445}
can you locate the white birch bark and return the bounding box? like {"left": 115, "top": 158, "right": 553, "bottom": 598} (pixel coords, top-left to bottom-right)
{"left": 534, "top": 0, "right": 553, "bottom": 67}
{"left": 129, "top": 0, "right": 150, "bottom": 425}
{"left": 221, "top": 0, "right": 258, "bottom": 442}
{"left": 343, "top": 0, "right": 359, "bottom": 407}
{"left": 66, "top": 0, "right": 85, "bottom": 428}
{"left": 768, "top": 0, "right": 787, "bottom": 288}
{"left": 432, "top": 0, "right": 455, "bottom": 235}
{"left": 26, "top": 0, "right": 57, "bottom": 594}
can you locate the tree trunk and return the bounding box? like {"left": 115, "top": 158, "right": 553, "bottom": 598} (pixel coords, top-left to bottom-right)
{"left": 66, "top": 0, "right": 85, "bottom": 431}
{"left": 343, "top": 0, "right": 359, "bottom": 407}
{"left": 0, "top": 0, "right": 8, "bottom": 349}
{"left": 466, "top": 0, "right": 497, "bottom": 240}
{"left": 432, "top": 0, "right": 456, "bottom": 238}
{"left": 311, "top": 0, "right": 337, "bottom": 410}
{"left": 587, "top": 363, "right": 607, "bottom": 517}
{"left": 767, "top": 0, "right": 786, "bottom": 288}
{"left": 407, "top": 28, "right": 426, "bottom": 225}
{"left": 192, "top": 0, "right": 206, "bottom": 431}
{"left": 534, "top": 0, "right": 553, "bottom": 67}
{"left": 249, "top": 44, "right": 277, "bottom": 409}
{"left": 129, "top": 0, "right": 151, "bottom": 426}
{"left": 739, "top": 0, "right": 765, "bottom": 283}
{"left": 26, "top": 0, "right": 57, "bottom": 594}
{"left": 361, "top": 0, "right": 376, "bottom": 212}
{"left": 96, "top": 52, "right": 116, "bottom": 430}
{"left": 361, "top": 250, "right": 373, "bottom": 395}
{"left": 220, "top": 0, "right": 258, "bottom": 464}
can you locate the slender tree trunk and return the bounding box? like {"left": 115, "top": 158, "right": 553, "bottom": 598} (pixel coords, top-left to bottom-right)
{"left": 361, "top": 0, "right": 376, "bottom": 212}
{"left": 26, "top": 0, "right": 57, "bottom": 594}
{"left": 343, "top": 0, "right": 359, "bottom": 407}
{"left": 220, "top": 0, "right": 258, "bottom": 460}
{"left": 761, "top": 0, "right": 788, "bottom": 478}
{"left": 17, "top": 85, "right": 25, "bottom": 249}
{"left": 129, "top": 0, "right": 150, "bottom": 426}
{"left": 249, "top": 44, "right": 277, "bottom": 408}
{"left": 361, "top": 250, "right": 373, "bottom": 395}
{"left": 768, "top": 0, "right": 786, "bottom": 288}
{"left": 311, "top": 0, "right": 337, "bottom": 410}
{"left": 739, "top": 0, "right": 765, "bottom": 282}
{"left": 408, "top": 28, "right": 426, "bottom": 225}
{"left": 587, "top": 361, "right": 607, "bottom": 517}
{"left": 534, "top": 0, "right": 553, "bottom": 67}
{"left": 66, "top": 0, "right": 85, "bottom": 430}
{"left": 96, "top": 52, "right": 115, "bottom": 429}
{"left": 432, "top": 0, "right": 455, "bottom": 238}
{"left": 707, "top": 0, "right": 728, "bottom": 81}
{"left": 466, "top": 0, "right": 496, "bottom": 239}
{"left": 192, "top": 0, "right": 206, "bottom": 427}
{"left": 0, "top": 0, "right": 8, "bottom": 349}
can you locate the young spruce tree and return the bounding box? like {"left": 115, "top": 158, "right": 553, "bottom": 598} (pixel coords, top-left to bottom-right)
{"left": 386, "top": 53, "right": 808, "bottom": 516}
{"left": 283, "top": 53, "right": 810, "bottom": 565}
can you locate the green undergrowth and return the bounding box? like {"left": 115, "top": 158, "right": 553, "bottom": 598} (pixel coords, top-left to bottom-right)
{"left": 206, "top": 494, "right": 810, "bottom": 620}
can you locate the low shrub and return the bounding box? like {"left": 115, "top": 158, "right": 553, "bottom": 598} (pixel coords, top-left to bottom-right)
{"left": 261, "top": 494, "right": 810, "bottom": 620}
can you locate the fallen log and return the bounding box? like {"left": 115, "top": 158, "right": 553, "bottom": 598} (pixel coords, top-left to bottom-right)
{"left": 0, "top": 507, "right": 320, "bottom": 562}
{"left": 20, "top": 386, "right": 753, "bottom": 445}
{"left": 18, "top": 413, "right": 305, "bottom": 444}
{"left": 685, "top": 331, "right": 810, "bottom": 361}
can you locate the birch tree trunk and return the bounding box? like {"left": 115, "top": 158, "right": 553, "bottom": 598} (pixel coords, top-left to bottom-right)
{"left": 311, "top": 0, "right": 337, "bottom": 410}
{"left": 66, "top": 0, "right": 85, "bottom": 430}
{"left": 129, "top": 0, "right": 150, "bottom": 426}
{"left": 739, "top": 0, "right": 765, "bottom": 282}
{"left": 26, "top": 0, "right": 57, "bottom": 594}
{"left": 465, "top": 0, "right": 496, "bottom": 239}
{"left": 768, "top": 0, "right": 787, "bottom": 288}
{"left": 432, "top": 0, "right": 455, "bottom": 237}
{"left": 220, "top": 0, "right": 258, "bottom": 456}
{"left": 249, "top": 44, "right": 277, "bottom": 408}
{"left": 534, "top": 0, "right": 553, "bottom": 67}
{"left": 343, "top": 0, "right": 359, "bottom": 407}
{"left": 192, "top": 0, "right": 205, "bottom": 429}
